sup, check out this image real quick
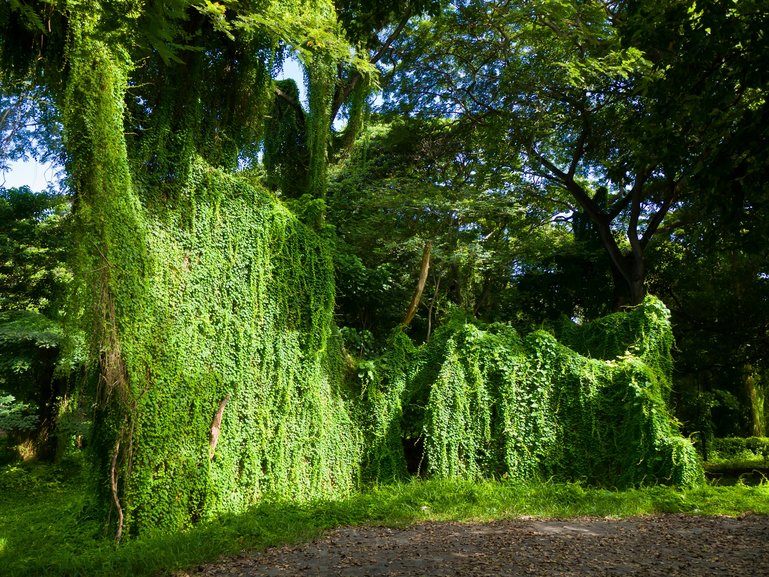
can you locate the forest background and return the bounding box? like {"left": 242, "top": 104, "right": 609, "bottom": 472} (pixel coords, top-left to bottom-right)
{"left": 0, "top": 0, "right": 768, "bottom": 558}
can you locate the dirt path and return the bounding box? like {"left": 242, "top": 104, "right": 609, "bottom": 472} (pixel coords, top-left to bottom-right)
{"left": 184, "top": 514, "right": 769, "bottom": 576}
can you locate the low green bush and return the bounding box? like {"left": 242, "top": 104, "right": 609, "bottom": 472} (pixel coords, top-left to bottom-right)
{"left": 710, "top": 437, "right": 769, "bottom": 465}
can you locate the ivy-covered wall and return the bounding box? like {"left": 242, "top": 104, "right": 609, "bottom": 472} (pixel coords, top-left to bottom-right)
{"left": 360, "top": 297, "right": 704, "bottom": 489}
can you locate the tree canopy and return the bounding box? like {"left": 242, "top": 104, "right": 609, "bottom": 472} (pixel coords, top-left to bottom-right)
{"left": 381, "top": 0, "right": 767, "bottom": 309}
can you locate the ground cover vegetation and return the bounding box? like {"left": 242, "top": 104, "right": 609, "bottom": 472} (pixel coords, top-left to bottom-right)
{"left": 0, "top": 0, "right": 767, "bottom": 572}
{"left": 2, "top": 457, "right": 768, "bottom": 577}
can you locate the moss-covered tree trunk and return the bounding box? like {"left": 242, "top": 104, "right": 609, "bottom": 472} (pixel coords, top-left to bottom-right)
{"left": 61, "top": 4, "right": 362, "bottom": 540}
{"left": 306, "top": 55, "right": 335, "bottom": 199}
{"left": 63, "top": 2, "right": 147, "bottom": 541}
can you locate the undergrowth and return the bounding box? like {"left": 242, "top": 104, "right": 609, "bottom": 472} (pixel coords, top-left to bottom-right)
{"left": 1, "top": 458, "right": 766, "bottom": 577}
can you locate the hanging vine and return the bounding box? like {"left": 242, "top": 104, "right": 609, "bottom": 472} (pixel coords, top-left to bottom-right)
{"left": 305, "top": 53, "right": 335, "bottom": 199}
{"left": 357, "top": 297, "right": 703, "bottom": 488}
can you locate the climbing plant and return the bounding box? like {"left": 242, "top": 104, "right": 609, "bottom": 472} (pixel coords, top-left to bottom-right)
{"left": 96, "top": 161, "right": 361, "bottom": 535}
{"left": 357, "top": 297, "right": 703, "bottom": 488}
{"left": 305, "top": 53, "right": 336, "bottom": 199}
{"left": 263, "top": 79, "right": 309, "bottom": 198}
{"left": 68, "top": 37, "right": 363, "bottom": 528}
{"left": 52, "top": 0, "right": 365, "bottom": 538}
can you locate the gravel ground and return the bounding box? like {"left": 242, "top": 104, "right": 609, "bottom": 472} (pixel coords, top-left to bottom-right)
{"left": 181, "top": 514, "right": 769, "bottom": 577}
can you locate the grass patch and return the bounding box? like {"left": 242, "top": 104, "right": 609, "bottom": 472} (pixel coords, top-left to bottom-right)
{"left": 1, "top": 459, "right": 768, "bottom": 577}
{"left": 706, "top": 456, "right": 769, "bottom": 470}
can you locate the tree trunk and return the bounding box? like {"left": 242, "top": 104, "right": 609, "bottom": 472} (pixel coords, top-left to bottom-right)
{"left": 744, "top": 365, "right": 766, "bottom": 437}
{"left": 610, "top": 252, "right": 646, "bottom": 310}
{"left": 32, "top": 362, "right": 63, "bottom": 462}
{"left": 14, "top": 348, "right": 63, "bottom": 462}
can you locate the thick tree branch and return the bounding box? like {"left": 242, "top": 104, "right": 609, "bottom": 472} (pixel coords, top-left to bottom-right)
{"left": 607, "top": 167, "right": 651, "bottom": 220}
{"left": 370, "top": 7, "right": 413, "bottom": 66}
{"left": 641, "top": 177, "right": 679, "bottom": 249}
{"left": 402, "top": 240, "right": 432, "bottom": 327}
{"left": 568, "top": 107, "right": 590, "bottom": 178}
{"left": 531, "top": 146, "right": 633, "bottom": 287}
{"left": 530, "top": 146, "right": 604, "bottom": 225}
{"left": 330, "top": 7, "right": 413, "bottom": 121}
{"left": 273, "top": 85, "right": 304, "bottom": 118}
{"left": 606, "top": 190, "right": 633, "bottom": 220}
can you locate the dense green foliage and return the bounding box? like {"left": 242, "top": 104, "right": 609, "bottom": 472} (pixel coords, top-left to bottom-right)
{"left": 61, "top": 11, "right": 361, "bottom": 527}
{"left": 263, "top": 79, "right": 309, "bottom": 197}
{"left": 0, "top": 0, "right": 765, "bottom": 557}
{"left": 383, "top": 0, "right": 768, "bottom": 311}
{"left": 0, "top": 187, "right": 71, "bottom": 458}
{"left": 89, "top": 161, "right": 361, "bottom": 535}
{"left": 374, "top": 0, "right": 768, "bottom": 441}
{"left": 0, "top": 311, "right": 62, "bottom": 451}
{"left": 710, "top": 437, "right": 769, "bottom": 464}
{"left": 359, "top": 296, "right": 702, "bottom": 488}
{"left": 0, "top": 187, "right": 69, "bottom": 315}
{"left": 328, "top": 117, "right": 614, "bottom": 340}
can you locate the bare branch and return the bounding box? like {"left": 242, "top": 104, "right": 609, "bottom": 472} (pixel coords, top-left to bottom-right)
{"left": 370, "top": 7, "right": 413, "bottom": 66}
{"left": 403, "top": 240, "right": 432, "bottom": 327}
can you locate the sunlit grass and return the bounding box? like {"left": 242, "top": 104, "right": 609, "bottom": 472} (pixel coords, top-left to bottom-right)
{"left": 1, "top": 458, "right": 768, "bottom": 577}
